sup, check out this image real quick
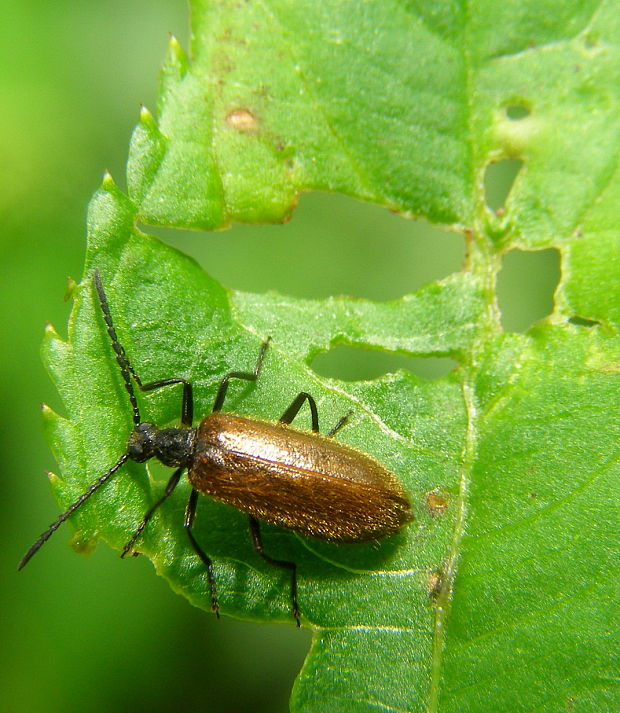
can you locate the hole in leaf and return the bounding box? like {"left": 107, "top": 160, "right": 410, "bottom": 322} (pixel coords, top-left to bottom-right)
{"left": 312, "top": 345, "right": 455, "bottom": 382}
{"left": 569, "top": 315, "right": 601, "bottom": 328}
{"left": 505, "top": 104, "right": 530, "bottom": 120}
{"left": 484, "top": 159, "right": 523, "bottom": 213}
{"left": 497, "top": 248, "right": 561, "bottom": 332}
{"left": 155, "top": 193, "right": 464, "bottom": 301}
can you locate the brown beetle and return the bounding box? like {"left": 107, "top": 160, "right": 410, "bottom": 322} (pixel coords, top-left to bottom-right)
{"left": 19, "top": 271, "right": 412, "bottom": 624}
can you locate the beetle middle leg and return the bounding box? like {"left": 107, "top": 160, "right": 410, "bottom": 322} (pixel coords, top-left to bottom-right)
{"left": 184, "top": 488, "right": 220, "bottom": 617}
{"left": 248, "top": 515, "right": 300, "bottom": 626}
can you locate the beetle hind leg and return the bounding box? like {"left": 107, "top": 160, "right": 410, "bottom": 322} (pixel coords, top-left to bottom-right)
{"left": 248, "top": 516, "right": 300, "bottom": 626}
{"left": 326, "top": 410, "right": 353, "bottom": 438}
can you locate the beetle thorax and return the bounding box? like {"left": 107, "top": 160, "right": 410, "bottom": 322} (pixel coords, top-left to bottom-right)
{"left": 127, "top": 422, "right": 197, "bottom": 468}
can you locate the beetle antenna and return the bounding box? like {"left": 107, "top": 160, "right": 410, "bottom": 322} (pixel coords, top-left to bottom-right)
{"left": 93, "top": 270, "right": 141, "bottom": 426}
{"left": 18, "top": 453, "right": 130, "bottom": 570}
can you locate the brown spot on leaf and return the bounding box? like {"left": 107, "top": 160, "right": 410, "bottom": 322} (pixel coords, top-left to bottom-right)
{"left": 426, "top": 491, "right": 449, "bottom": 516}
{"left": 427, "top": 570, "right": 443, "bottom": 598}
{"left": 226, "top": 109, "right": 257, "bottom": 131}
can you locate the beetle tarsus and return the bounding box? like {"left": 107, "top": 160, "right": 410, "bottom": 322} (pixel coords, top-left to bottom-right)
{"left": 326, "top": 410, "right": 354, "bottom": 438}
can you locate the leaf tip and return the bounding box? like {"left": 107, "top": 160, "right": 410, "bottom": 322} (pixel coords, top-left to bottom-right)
{"left": 164, "top": 32, "right": 188, "bottom": 75}
{"left": 168, "top": 33, "right": 182, "bottom": 57}
{"left": 40, "top": 402, "right": 61, "bottom": 426}
{"left": 101, "top": 170, "right": 116, "bottom": 191}
{"left": 139, "top": 104, "right": 155, "bottom": 126}
{"left": 63, "top": 276, "right": 77, "bottom": 302}
{"left": 43, "top": 321, "right": 61, "bottom": 340}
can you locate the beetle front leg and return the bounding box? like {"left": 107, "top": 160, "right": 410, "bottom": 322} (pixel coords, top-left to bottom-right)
{"left": 121, "top": 466, "right": 184, "bottom": 558}
{"left": 139, "top": 378, "right": 194, "bottom": 426}
{"left": 211, "top": 339, "right": 270, "bottom": 412}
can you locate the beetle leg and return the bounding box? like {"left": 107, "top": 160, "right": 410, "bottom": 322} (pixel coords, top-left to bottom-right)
{"left": 212, "top": 338, "right": 271, "bottom": 412}
{"left": 184, "top": 488, "right": 219, "bottom": 617}
{"left": 139, "top": 378, "right": 193, "bottom": 426}
{"left": 248, "top": 515, "right": 300, "bottom": 626}
{"left": 326, "top": 410, "right": 354, "bottom": 438}
{"left": 121, "top": 466, "right": 184, "bottom": 558}
{"left": 279, "top": 392, "right": 319, "bottom": 432}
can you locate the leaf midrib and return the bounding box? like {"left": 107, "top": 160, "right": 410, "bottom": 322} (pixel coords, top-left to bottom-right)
{"left": 427, "top": 374, "right": 478, "bottom": 712}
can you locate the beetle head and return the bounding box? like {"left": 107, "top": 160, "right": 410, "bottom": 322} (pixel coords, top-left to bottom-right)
{"left": 127, "top": 422, "right": 158, "bottom": 462}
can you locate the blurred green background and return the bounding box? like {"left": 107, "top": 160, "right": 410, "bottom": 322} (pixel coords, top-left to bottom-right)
{"left": 1, "top": 2, "right": 560, "bottom": 712}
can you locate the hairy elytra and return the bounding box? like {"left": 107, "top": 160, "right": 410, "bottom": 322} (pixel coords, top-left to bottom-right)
{"left": 19, "top": 271, "right": 412, "bottom": 624}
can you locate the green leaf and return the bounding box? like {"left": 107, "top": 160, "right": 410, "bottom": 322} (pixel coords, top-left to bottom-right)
{"left": 41, "top": 2, "right": 619, "bottom": 713}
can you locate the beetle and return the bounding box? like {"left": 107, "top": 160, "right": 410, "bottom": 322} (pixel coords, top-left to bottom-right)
{"left": 19, "top": 270, "right": 412, "bottom": 624}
